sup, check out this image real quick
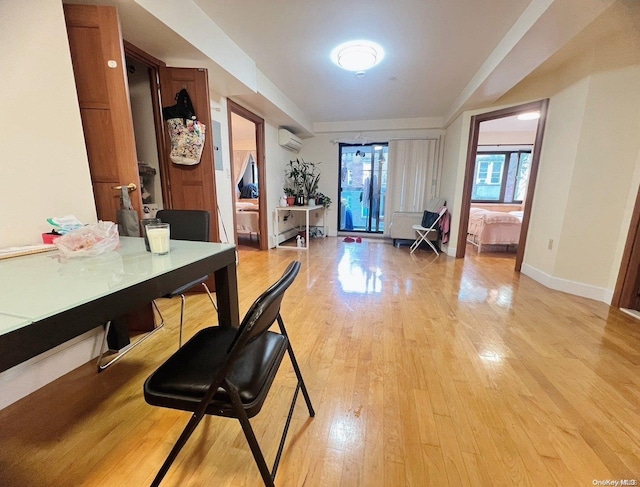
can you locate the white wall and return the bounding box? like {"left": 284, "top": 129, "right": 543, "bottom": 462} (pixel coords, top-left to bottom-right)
{"left": 265, "top": 123, "right": 299, "bottom": 247}
{"left": 208, "top": 94, "right": 235, "bottom": 245}
{"left": 0, "top": 0, "right": 102, "bottom": 409}
{"left": 443, "top": 65, "right": 640, "bottom": 303}
{"left": 553, "top": 67, "right": 640, "bottom": 289}
{"left": 478, "top": 130, "right": 536, "bottom": 145}
{"left": 440, "top": 114, "right": 467, "bottom": 256}
{"left": 299, "top": 128, "right": 445, "bottom": 237}
{"left": 0, "top": 0, "right": 97, "bottom": 248}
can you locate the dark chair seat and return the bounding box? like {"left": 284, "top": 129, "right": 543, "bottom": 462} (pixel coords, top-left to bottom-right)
{"left": 145, "top": 326, "right": 288, "bottom": 417}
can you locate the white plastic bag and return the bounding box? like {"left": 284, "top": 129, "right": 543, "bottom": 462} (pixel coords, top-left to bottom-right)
{"left": 54, "top": 221, "right": 120, "bottom": 258}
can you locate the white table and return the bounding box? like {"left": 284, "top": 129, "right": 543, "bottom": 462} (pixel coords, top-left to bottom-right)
{"left": 0, "top": 237, "right": 239, "bottom": 372}
{"left": 275, "top": 205, "right": 325, "bottom": 250}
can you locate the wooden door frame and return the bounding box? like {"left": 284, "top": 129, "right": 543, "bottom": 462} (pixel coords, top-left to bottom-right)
{"left": 456, "top": 99, "right": 549, "bottom": 272}
{"left": 123, "top": 41, "right": 172, "bottom": 208}
{"left": 227, "top": 99, "right": 268, "bottom": 250}
{"left": 612, "top": 186, "right": 640, "bottom": 308}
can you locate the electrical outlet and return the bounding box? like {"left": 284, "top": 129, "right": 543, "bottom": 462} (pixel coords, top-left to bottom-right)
{"left": 547, "top": 239, "right": 554, "bottom": 250}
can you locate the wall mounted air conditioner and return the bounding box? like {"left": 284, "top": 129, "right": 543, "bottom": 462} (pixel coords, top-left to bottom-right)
{"left": 278, "top": 128, "right": 302, "bottom": 153}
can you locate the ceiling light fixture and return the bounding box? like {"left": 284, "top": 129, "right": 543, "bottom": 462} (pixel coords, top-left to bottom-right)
{"left": 331, "top": 40, "right": 385, "bottom": 72}
{"left": 517, "top": 111, "right": 540, "bottom": 120}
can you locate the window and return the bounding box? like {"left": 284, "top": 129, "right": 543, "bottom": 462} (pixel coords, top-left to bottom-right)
{"left": 471, "top": 148, "right": 531, "bottom": 203}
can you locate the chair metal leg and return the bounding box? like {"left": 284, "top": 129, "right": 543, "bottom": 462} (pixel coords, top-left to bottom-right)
{"left": 410, "top": 230, "right": 439, "bottom": 255}
{"left": 229, "top": 388, "right": 275, "bottom": 487}
{"left": 179, "top": 294, "right": 186, "bottom": 348}
{"left": 202, "top": 282, "right": 218, "bottom": 310}
{"left": 425, "top": 238, "right": 440, "bottom": 256}
{"left": 410, "top": 233, "right": 426, "bottom": 253}
{"left": 277, "top": 315, "right": 315, "bottom": 416}
{"left": 96, "top": 316, "right": 164, "bottom": 372}
{"left": 152, "top": 300, "right": 165, "bottom": 327}
{"left": 158, "top": 284, "right": 216, "bottom": 350}
{"left": 271, "top": 383, "right": 300, "bottom": 480}
{"left": 150, "top": 409, "right": 206, "bottom": 487}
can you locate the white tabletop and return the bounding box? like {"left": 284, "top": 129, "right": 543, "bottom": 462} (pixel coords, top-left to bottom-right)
{"left": 0, "top": 313, "right": 31, "bottom": 333}
{"left": 0, "top": 237, "right": 235, "bottom": 336}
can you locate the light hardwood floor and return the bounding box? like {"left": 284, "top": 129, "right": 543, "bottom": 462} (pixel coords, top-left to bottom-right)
{"left": 1, "top": 237, "right": 639, "bottom": 486}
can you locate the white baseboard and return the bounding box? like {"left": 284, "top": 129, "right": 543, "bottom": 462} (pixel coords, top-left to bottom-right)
{"left": 521, "top": 263, "right": 613, "bottom": 304}
{"left": 276, "top": 228, "right": 301, "bottom": 244}
{"left": 0, "top": 326, "right": 103, "bottom": 410}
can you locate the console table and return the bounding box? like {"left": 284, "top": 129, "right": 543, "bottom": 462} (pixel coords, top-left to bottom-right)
{"left": 0, "top": 237, "right": 239, "bottom": 373}
{"left": 275, "top": 205, "right": 325, "bottom": 250}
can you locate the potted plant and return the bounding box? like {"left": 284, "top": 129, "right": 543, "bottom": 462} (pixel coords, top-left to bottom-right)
{"left": 315, "top": 192, "right": 332, "bottom": 209}
{"left": 283, "top": 187, "right": 296, "bottom": 206}
{"left": 285, "top": 158, "right": 321, "bottom": 205}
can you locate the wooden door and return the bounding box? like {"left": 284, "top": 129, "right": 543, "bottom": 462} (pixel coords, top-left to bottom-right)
{"left": 65, "top": 4, "right": 152, "bottom": 332}
{"left": 159, "top": 67, "right": 220, "bottom": 243}
{"left": 64, "top": 4, "right": 142, "bottom": 222}
{"left": 612, "top": 186, "right": 640, "bottom": 309}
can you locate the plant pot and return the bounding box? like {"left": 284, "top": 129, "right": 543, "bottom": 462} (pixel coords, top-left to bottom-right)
{"left": 307, "top": 198, "right": 316, "bottom": 207}
{"left": 286, "top": 196, "right": 295, "bottom": 206}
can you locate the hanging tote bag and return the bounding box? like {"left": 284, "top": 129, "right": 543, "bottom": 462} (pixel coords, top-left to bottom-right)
{"left": 163, "top": 89, "right": 206, "bottom": 166}
{"left": 117, "top": 186, "right": 140, "bottom": 236}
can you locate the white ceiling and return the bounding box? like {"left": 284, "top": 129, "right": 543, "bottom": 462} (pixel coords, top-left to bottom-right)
{"left": 66, "top": 0, "right": 623, "bottom": 134}
{"left": 193, "top": 0, "right": 532, "bottom": 123}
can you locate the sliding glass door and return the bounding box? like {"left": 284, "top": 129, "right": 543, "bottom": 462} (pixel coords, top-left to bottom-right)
{"left": 338, "top": 143, "right": 388, "bottom": 233}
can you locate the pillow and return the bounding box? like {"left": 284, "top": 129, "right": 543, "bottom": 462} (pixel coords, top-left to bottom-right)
{"left": 421, "top": 210, "right": 440, "bottom": 228}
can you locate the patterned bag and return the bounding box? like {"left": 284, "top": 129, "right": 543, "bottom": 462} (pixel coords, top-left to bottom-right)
{"left": 163, "top": 89, "right": 206, "bottom": 166}
{"left": 166, "top": 118, "right": 206, "bottom": 165}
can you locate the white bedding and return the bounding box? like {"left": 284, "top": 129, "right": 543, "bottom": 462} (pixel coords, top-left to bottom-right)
{"left": 236, "top": 199, "right": 259, "bottom": 212}
{"left": 236, "top": 210, "right": 259, "bottom": 235}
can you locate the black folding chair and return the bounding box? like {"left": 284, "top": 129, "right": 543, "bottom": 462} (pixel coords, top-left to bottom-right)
{"left": 154, "top": 209, "right": 217, "bottom": 347}
{"left": 144, "top": 261, "right": 314, "bottom": 486}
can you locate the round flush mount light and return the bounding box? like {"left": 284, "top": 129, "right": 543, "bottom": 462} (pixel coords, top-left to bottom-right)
{"left": 331, "top": 40, "right": 385, "bottom": 72}
{"left": 517, "top": 111, "right": 540, "bottom": 120}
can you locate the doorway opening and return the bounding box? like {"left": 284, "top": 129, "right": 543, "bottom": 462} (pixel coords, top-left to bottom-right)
{"left": 124, "top": 44, "right": 167, "bottom": 218}
{"left": 457, "top": 99, "right": 549, "bottom": 271}
{"left": 338, "top": 143, "right": 388, "bottom": 233}
{"left": 227, "top": 100, "right": 267, "bottom": 251}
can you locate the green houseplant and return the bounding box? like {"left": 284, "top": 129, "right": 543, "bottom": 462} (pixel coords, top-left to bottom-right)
{"left": 283, "top": 187, "right": 296, "bottom": 206}
{"left": 315, "top": 192, "right": 332, "bottom": 209}
{"left": 285, "top": 158, "right": 322, "bottom": 205}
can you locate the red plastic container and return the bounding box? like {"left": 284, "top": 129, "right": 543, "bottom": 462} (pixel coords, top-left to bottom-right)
{"left": 42, "top": 233, "right": 60, "bottom": 244}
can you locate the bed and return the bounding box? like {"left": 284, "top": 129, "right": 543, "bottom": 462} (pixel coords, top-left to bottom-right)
{"left": 467, "top": 208, "right": 522, "bottom": 252}
{"left": 236, "top": 198, "right": 260, "bottom": 239}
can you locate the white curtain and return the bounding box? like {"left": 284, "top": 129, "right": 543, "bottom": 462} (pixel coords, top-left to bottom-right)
{"left": 383, "top": 139, "right": 442, "bottom": 235}
{"left": 233, "top": 150, "right": 255, "bottom": 186}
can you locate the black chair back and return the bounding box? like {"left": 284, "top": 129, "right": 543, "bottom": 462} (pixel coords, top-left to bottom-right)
{"left": 156, "top": 209, "right": 210, "bottom": 242}
{"left": 227, "top": 261, "right": 300, "bottom": 353}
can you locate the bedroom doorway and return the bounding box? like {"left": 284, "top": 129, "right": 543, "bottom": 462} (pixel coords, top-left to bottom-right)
{"left": 227, "top": 100, "right": 267, "bottom": 251}
{"left": 457, "top": 99, "right": 549, "bottom": 271}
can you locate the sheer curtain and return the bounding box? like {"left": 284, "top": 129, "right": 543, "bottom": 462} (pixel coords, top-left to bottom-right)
{"left": 233, "top": 150, "right": 256, "bottom": 186}
{"left": 383, "top": 139, "right": 442, "bottom": 236}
